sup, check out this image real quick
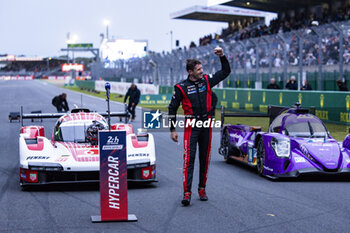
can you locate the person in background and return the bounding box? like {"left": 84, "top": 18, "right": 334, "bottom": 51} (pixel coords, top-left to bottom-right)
{"left": 52, "top": 93, "right": 69, "bottom": 113}
{"left": 267, "top": 78, "right": 280, "bottom": 89}
{"left": 124, "top": 84, "right": 141, "bottom": 121}
{"left": 337, "top": 79, "right": 348, "bottom": 91}
{"left": 285, "top": 76, "right": 298, "bottom": 90}
{"left": 301, "top": 80, "right": 312, "bottom": 90}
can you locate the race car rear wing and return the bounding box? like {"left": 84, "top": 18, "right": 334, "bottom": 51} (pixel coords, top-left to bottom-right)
{"left": 220, "top": 103, "right": 315, "bottom": 128}
{"left": 220, "top": 106, "right": 269, "bottom": 128}
{"left": 19, "top": 107, "right": 129, "bottom": 126}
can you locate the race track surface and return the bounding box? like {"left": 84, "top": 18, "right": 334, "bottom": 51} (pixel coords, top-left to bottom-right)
{"left": 1, "top": 80, "right": 350, "bottom": 233}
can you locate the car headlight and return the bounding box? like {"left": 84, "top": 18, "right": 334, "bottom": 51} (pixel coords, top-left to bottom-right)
{"left": 271, "top": 137, "right": 290, "bottom": 158}
{"left": 28, "top": 162, "right": 63, "bottom": 171}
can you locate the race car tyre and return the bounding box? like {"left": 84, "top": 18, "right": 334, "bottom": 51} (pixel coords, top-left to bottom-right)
{"left": 222, "top": 129, "right": 231, "bottom": 163}
{"left": 20, "top": 184, "right": 29, "bottom": 191}
{"left": 256, "top": 138, "right": 265, "bottom": 175}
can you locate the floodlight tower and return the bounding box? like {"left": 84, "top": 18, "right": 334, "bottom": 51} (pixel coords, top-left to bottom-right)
{"left": 103, "top": 19, "right": 110, "bottom": 40}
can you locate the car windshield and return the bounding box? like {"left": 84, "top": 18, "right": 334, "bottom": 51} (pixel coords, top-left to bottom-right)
{"left": 57, "top": 120, "right": 106, "bottom": 142}
{"left": 285, "top": 120, "right": 328, "bottom": 138}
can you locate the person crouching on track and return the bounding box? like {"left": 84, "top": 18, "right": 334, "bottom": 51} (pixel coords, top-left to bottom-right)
{"left": 124, "top": 84, "right": 141, "bottom": 121}
{"left": 168, "top": 47, "right": 231, "bottom": 206}
{"left": 52, "top": 93, "right": 69, "bottom": 113}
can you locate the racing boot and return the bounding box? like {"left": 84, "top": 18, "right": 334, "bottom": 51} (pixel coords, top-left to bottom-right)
{"left": 198, "top": 188, "right": 208, "bottom": 201}
{"left": 181, "top": 192, "right": 191, "bottom": 206}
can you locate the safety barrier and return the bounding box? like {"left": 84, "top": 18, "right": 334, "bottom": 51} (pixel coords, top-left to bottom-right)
{"left": 159, "top": 85, "right": 350, "bottom": 125}
{"left": 95, "top": 81, "right": 158, "bottom": 95}
{"left": 76, "top": 82, "right": 350, "bottom": 125}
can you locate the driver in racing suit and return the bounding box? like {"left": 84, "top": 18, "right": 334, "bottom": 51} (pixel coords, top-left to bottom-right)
{"left": 168, "top": 47, "right": 231, "bottom": 206}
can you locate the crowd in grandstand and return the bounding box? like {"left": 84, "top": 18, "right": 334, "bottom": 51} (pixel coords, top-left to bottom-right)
{"left": 185, "top": 3, "right": 350, "bottom": 70}
{"left": 112, "top": 2, "right": 350, "bottom": 91}
{"left": 196, "top": 4, "right": 350, "bottom": 47}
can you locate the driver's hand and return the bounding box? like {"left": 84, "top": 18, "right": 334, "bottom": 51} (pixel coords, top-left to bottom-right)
{"left": 214, "top": 47, "right": 224, "bottom": 57}
{"left": 170, "top": 131, "right": 178, "bottom": 142}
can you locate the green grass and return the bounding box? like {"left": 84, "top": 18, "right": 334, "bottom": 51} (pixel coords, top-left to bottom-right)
{"left": 62, "top": 84, "right": 349, "bottom": 141}
{"left": 62, "top": 85, "right": 125, "bottom": 102}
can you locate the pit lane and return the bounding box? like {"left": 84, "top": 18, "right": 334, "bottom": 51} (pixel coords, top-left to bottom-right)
{"left": 1, "top": 80, "right": 350, "bottom": 233}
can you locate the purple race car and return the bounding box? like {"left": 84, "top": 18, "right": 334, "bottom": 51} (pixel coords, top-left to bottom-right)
{"left": 218, "top": 104, "right": 350, "bottom": 178}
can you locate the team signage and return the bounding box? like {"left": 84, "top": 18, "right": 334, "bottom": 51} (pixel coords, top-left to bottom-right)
{"left": 61, "top": 63, "right": 84, "bottom": 72}
{"left": 91, "top": 130, "right": 137, "bottom": 222}
{"left": 67, "top": 43, "right": 93, "bottom": 48}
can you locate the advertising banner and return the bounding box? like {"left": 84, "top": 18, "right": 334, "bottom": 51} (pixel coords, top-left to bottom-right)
{"left": 0, "top": 75, "right": 34, "bottom": 80}
{"left": 139, "top": 94, "right": 172, "bottom": 105}
{"left": 95, "top": 80, "right": 159, "bottom": 95}
{"left": 91, "top": 130, "right": 137, "bottom": 222}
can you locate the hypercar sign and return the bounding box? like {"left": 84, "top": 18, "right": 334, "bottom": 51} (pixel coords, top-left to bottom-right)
{"left": 98, "top": 130, "right": 128, "bottom": 221}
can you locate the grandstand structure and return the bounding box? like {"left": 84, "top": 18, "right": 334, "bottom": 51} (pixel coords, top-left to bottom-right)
{"left": 92, "top": 0, "right": 350, "bottom": 91}
{"left": 0, "top": 55, "right": 65, "bottom": 78}
{"left": 2, "top": 1, "right": 349, "bottom": 92}
{"left": 0, "top": 55, "right": 93, "bottom": 79}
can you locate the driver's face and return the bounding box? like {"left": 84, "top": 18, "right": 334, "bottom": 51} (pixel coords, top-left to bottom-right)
{"left": 189, "top": 64, "right": 203, "bottom": 80}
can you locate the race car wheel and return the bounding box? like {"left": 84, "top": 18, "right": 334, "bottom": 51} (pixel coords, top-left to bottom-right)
{"left": 256, "top": 138, "right": 265, "bottom": 175}
{"left": 222, "top": 129, "right": 231, "bottom": 163}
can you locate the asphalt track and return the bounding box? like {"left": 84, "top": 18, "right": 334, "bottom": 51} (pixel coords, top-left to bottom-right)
{"left": 1, "top": 80, "right": 350, "bottom": 233}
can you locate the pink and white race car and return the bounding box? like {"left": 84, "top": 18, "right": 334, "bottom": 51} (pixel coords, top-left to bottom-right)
{"left": 19, "top": 109, "right": 156, "bottom": 189}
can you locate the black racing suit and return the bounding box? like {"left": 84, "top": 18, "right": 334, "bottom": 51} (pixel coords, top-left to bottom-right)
{"left": 168, "top": 55, "right": 230, "bottom": 193}
{"left": 52, "top": 95, "right": 69, "bottom": 113}
{"left": 124, "top": 87, "right": 141, "bottom": 119}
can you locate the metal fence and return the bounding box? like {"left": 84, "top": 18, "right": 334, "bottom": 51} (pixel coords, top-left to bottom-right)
{"left": 93, "top": 20, "right": 350, "bottom": 91}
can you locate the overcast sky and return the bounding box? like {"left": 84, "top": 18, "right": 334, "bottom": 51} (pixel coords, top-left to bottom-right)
{"left": 0, "top": 0, "right": 227, "bottom": 57}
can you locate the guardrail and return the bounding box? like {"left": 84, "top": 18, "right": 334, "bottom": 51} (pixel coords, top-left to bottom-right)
{"left": 214, "top": 88, "right": 350, "bottom": 125}
{"left": 76, "top": 81, "right": 350, "bottom": 125}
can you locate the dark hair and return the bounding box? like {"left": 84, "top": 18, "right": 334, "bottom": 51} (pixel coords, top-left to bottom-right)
{"left": 186, "top": 59, "right": 201, "bottom": 71}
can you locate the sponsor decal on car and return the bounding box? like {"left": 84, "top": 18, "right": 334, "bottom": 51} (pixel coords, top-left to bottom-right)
{"left": 263, "top": 166, "right": 273, "bottom": 172}
{"left": 128, "top": 153, "right": 149, "bottom": 157}
{"left": 231, "top": 133, "right": 244, "bottom": 144}
{"left": 29, "top": 173, "right": 38, "bottom": 182}
{"left": 295, "top": 157, "right": 306, "bottom": 163}
{"left": 143, "top": 170, "right": 150, "bottom": 178}
{"left": 84, "top": 149, "right": 98, "bottom": 155}
{"left": 26, "top": 156, "right": 50, "bottom": 160}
